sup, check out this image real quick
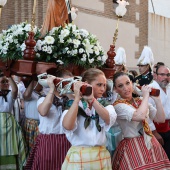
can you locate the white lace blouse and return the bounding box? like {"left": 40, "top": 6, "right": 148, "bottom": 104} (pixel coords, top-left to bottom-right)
{"left": 61, "top": 100, "right": 117, "bottom": 146}
{"left": 114, "top": 101, "right": 156, "bottom": 138}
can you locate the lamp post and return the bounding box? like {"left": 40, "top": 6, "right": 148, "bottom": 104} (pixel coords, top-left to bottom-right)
{"left": 0, "top": 0, "right": 7, "bottom": 20}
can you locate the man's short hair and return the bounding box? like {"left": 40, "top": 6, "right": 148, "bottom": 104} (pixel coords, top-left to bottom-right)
{"left": 154, "top": 62, "right": 165, "bottom": 73}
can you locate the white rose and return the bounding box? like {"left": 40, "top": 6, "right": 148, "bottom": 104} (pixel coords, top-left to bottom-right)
{"left": 2, "top": 50, "right": 7, "bottom": 54}
{"left": 49, "top": 27, "right": 59, "bottom": 35}
{"left": 93, "top": 46, "right": 99, "bottom": 55}
{"left": 97, "top": 56, "right": 102, "bottom": 60}
{"left": 65, "top": 47, "right": 69, "bottom": 51}
{"left": 24, "top": 24, "right": 31, "bottom": 32}
{"left": 89, "top": 58, "right": 94, "bottom": 63}
{"left": 74, "top": 45, "right": 78, "bottom": 48}
{"left": 79, "top": 29, "right": 89, "bottom": 37}
{"left": 5, "top": 42, "right": 9, "bottom": 46}
{"left": 20, "top": 43, "right": 26, "bottom": 51}
{"left": 42, "top": 46, "right": 48, "bottom": 52}
{"left": 59, "top": 36, "right": 64, "bottom": 43}
{"left": 45, "top": 36, "right": 55, "bottom": 45}
{"left": 7, "top": 36, "right": 13, "bottom": 43}
{"left": 67, "top": 38, "right": 72, "bottom": 43}
{"left": 83, "top": 42, "right": 93, "bottom": 56}
{"left": 83, "top": 54, "right": 86, "bottom": 58}
{"left": 14, "top": 39, "right": 18, "bottom": 44}
{"left": 60, "top": 29, "right": 70, "bottom": 37}
{"left": 73, "top": 39, "right": 80, "bottom": 46}
{"left": 73, "top": 49, "right": 78, "bottom": 55}
{"left": 79, "top": 48, "right": 84, "bottom": 54}
{"left": 81, "top": 54, "right": 86, "bottom": 62}
{"left": 36, "top": 53, "right": 40, "bottom": 58}
{"left": 47, "top": 46, "right": 52, "bottom": 54}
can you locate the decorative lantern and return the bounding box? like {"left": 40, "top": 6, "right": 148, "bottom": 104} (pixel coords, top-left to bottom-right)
{"left": 0, "top": 0, "right": 7, "bottom": 19}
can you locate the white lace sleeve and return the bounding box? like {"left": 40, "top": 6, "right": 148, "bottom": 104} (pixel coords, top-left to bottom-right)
{"left": 148, "top": 103, "right": 157, "bottom": 120}
{"left": 60, "top": 110, "right": 78, "bottom": 135}
{"left": 99, "top": 105, "right": 117, "bottom": 132}
{"left": 114, "top": 103, "right": 135, "bottom": 121}
{"left": 37, "top": 97, "right": 45, "bottom": 108}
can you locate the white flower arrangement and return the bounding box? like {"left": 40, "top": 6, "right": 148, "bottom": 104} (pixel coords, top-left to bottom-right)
{"left": 0, "top": 22, "right": 40, "bottom": 61}
{"left": 35, "top": 23, "right": 107, "bottom": 68}
{"left": 0, "top": 22, "right": 106, "bottom": 69}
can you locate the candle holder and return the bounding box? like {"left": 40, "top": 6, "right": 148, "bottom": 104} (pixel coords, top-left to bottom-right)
{"left": 100, "top": 0, "right": 129, "bottom": 79}
{"left": 100, "top": 45, "right": 116, "bottom": 79}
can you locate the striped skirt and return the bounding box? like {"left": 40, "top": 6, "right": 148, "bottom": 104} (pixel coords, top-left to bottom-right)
{"left": 24, "top": 118, "right": 39, "bottom": 154}
{"left": 25, "top": 133, "right": 71, "bottom": 170}
{"left": 62, "top": 146, "right": 112, "bottom": 170}
{"left": 112, "top": 136, "right": 170, "bottom": 170}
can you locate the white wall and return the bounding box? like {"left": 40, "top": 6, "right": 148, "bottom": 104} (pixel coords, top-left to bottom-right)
{"left": 72, "top": 0, "right": 104, "bottom": 12}
{"left": 149, "top": 0, "right": 170, "bottom": 18}
{"left": 148, "top": 0, "right": 170, "bottom": 67}
{"left": 148, "top": 13, "right": 170, "bottom": 66}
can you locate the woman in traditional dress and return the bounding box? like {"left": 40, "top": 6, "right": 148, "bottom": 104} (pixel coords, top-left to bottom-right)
{"left": 112, "top": 71, "right": 170, "bottom": 170}
{"left": 61, "top": 68, "right": 117, "bottom": 170}
{"left": 0, "top": 70, "right": 26, "bottom": 170}
{"left": 23, "top": 80, "right": 43, "bottom": 155}
{"left": 25, "top": 71, "right": 72, "bottom": 170}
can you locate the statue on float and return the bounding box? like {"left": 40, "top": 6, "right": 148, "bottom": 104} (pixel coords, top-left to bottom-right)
{"left": 41, "top": 0, "right": 78, "bottom": 37}
{"left": 40, "top": 0, "right": 69, "bottom": 36}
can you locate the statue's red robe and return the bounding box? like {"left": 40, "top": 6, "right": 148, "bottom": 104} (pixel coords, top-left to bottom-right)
{"left": 41, "top": 0, "right": 69, "bottom": 37}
